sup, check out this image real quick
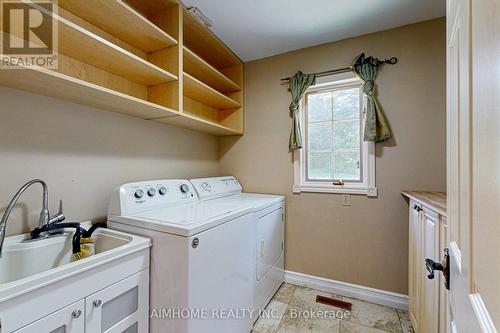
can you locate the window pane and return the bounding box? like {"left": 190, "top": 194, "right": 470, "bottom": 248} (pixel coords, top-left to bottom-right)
{"left": 308, "top": 152, "right": 332, "bottom": 180}
{"left": 333, "top": 120, "right": 360, "bottom": 149}
{"left": 333, "top": 150, "right": 361, "bottom": 181}
{"left": 333, "top": 88, "right": 360, "bottom": 120}
{"left": 308, "top": 92, "right": 332, "bottom": 122}
{"left": 305, "top": 83, "right": 364, "bottom": 183}
{"left": 308, "top": 122, "right": 332, "bottom": 150}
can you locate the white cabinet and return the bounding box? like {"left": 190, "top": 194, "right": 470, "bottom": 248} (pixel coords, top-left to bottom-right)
{"left": 439, "top": 218, "right": 448, "bottom": 333}
{"left": 10, "top": 269, "right": 149, "bottom": 333}
{"left": 420, "top": 208, "right": 440, "bottom": 333}
{"left": 408, "top": 202, "right": 422, "bottom": 332}
{"left": 13, "top": 300, "right": 85, "bottom": 333}
{"left": 85, "top": 269, "right": 149, "bottom": 333}
{"left": 407, "top": 197, "right": 447, "bottom": 333}
{"left": 0, "top": 229, "right": 150, "bottom": 333}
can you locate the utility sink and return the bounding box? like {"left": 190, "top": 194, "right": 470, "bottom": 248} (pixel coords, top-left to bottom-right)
{"left": 0, "top": 222, "right": 150, "bottom": 303}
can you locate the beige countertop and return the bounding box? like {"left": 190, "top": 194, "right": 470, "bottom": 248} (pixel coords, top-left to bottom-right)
{"left": 401, "top": 191, "right": 447, "bottom": 217}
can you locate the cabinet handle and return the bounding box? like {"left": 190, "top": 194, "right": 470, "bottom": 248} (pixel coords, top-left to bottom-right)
{"left": 93, "top": 299, "right": 102, "bottom": 308}
{"left": 72, "top": 310, "right": 82, "bottom": 319}
{"left": 413, "top": 205, "right": 422, "bottom": 212}
{"left": 425, "top": 248, "right": 450, "bottom": 290}
{"left": 425, "top": 259, "right": 443, "bottom": 279}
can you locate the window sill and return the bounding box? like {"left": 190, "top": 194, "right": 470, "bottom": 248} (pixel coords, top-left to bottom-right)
{"left": 293, "top": 184, "right": 378, "bottom": 197}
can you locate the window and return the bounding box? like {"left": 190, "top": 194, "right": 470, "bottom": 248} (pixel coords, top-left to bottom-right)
{"left": 293, "top": 75, "right": 377, "bottom": 196}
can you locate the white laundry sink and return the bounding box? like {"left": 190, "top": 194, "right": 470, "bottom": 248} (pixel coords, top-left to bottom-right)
{"left": 0, "top": 222, "right": 150, "bottom": 303}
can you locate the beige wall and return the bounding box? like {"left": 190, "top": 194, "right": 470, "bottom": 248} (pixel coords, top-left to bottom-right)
{"left": 0, "top": 18, "right": 446, "bottom": 295}
{"left": 219, "top": 19, "right": 446, "bottom": 294}
{"left": 0, "top": 87, "right": 219, "bottom": 236}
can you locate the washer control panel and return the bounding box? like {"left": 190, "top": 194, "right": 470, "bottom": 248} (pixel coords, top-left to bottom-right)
{"left": 108, "top": 179, "right": 198, "bottom": 216}
{"left": 191, "top": 176, "right": 242, "bottom": 200}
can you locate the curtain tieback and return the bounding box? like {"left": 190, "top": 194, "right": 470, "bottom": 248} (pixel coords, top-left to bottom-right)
{"left": 289, "top": 103, "right": 300, "bottom": 114}
{"left": 363, "top": 80, "right": 375, "bottom": 95}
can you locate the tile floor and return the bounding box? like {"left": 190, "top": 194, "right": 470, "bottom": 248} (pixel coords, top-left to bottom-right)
{"left": 253, "top": 283, "right": 414, "bottom": 333}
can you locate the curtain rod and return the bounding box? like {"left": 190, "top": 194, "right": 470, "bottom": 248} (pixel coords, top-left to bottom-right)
{"left": 279, "top": 57, "right": 398, "bottom": 84}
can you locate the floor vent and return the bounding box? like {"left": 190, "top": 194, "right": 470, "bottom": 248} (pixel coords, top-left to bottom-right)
{"left": 316, "top": 295, "right": 352, "bottom": 311}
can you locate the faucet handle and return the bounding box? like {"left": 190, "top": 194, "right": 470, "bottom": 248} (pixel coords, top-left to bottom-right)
{"left": 57, "top": 200, "right": 63, "bottom": 215}
{"left": 49, "top": 200, "right": 65, "bottom": 224}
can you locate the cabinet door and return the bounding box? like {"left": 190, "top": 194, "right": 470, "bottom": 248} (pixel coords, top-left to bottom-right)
{"left": 420, "top": 208, "right": 440, "bottom": 333}
{"left": 408, "top": 201, "right": 422, "bottom": 332}
{"left": 13, "top": 300, "right": 84, "bottom": 333}
{"left": 439, "top": 218, "right": 448, "bottom": 333}
{"left": 85, "top": 269, "right": 149, "bottom": 333}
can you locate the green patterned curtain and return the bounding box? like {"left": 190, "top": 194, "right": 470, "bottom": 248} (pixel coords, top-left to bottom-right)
{"left": 351, "top": 53, "right": 392, "bottom": 142}
{"left": 288, "top": 71, "right": 317, "bottom": 150}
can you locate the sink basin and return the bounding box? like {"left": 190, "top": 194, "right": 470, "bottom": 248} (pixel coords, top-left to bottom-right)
{"left": 0, "top": 228, "right": 129, "bottom": 284}
{"left": 0, "top": 222, "right": 150, "bottom": 303}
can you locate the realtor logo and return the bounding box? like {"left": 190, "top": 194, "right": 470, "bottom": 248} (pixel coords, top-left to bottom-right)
{"left": 1, "top": 0, "right": 58, "bottom": 69}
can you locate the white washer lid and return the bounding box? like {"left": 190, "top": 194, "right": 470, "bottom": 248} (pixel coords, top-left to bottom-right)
{"left": 132, "top": 200, "right": 248, "bottom": 225}
{"left": 110, "top": 201, "right": 253, "bottom": 236}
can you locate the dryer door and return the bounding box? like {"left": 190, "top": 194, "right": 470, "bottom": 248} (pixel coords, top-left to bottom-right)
{"left": 257, "top": 207, "right": 284, "bottom": 281}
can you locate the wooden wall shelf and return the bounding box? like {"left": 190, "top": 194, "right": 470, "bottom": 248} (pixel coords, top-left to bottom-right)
{"left": 183, "top": 47, "right": 241, "bottom": 92}
{"left": 0, "top": 58, "right": 178, "bottom": 120}
{"left": 153, "top": 113, "right": 242, "bottom": 136}
{"left": 58, "top": 0, "right": 178, "bottom": 53}
{"left": 183, "top": 73, "right": 240, "bottom": 109}
{"left": 125, "top": 0, "right": 179, "bottom": 18}
{"left": 54, "top": 11, "right": 177, "bottom": 85}
{"left": 182, "top": 7, "right": 241, "bottom": 69}
{"left": 0, "top": 0, "right": 244, "bottom": 137}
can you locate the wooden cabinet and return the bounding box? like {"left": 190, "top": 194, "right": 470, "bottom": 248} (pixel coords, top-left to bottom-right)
{"left": 404, "top": 192, "right": 448, "bottom": 333}
{"left": 13, "top": 300, "right": 85, "bottom": 333}
{"left": 0, "top": 0, "right": 243, "bottom": 136}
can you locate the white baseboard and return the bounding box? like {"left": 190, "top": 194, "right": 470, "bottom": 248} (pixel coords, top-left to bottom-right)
{"left": 284, "top": 270, "right": 408, "bottom": 310}
{"left": 470, "top": 293, "right": 498, "bottom": 333}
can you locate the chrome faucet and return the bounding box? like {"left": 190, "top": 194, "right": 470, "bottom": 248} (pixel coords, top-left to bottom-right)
{"left": 0, "top": 179, "right": 65, "bottom": 256}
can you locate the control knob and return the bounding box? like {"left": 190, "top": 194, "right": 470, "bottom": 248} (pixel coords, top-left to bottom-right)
{"left": 134, "top": 189, "right": 144, "bottom": 199}
{"left": 147, "top": 188, "right": 156, "bottom": 197}
{"left": 159, "top": 187, "right": 167, "bottom": 195}
{"left": 180, "top": 184, "right": 190, "bottom": 193}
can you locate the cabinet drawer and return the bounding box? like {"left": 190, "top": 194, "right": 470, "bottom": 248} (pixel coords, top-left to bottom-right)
{"left": 13, "top": 300, "right": 84, "bottom": 333}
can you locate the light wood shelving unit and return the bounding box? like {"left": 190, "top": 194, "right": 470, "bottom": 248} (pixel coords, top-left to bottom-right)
{"left": 0, "top": 0, "right": 244, "bottom": 136}
{"left": 166, "top": 7, "right": 244, "bottom": 134}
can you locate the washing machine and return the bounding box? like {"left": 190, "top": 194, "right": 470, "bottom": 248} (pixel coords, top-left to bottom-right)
{"left": 190, "top": 176, "right": 285, "bottom": 313}
{"left": 107, "top": 179, "right": 255, "bottom": 333}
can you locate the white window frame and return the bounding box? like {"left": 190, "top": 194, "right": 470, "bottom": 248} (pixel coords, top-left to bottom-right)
{"left": 293, "top": 74, "right": 377, "bottom": 197}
